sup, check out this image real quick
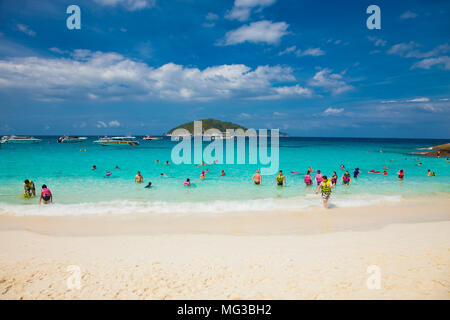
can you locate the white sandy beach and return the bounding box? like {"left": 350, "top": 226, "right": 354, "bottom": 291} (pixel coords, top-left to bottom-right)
{"left": 0, "top": 199, "right": 449, "bottom": 300}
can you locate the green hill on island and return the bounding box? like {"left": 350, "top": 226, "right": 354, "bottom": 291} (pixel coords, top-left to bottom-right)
{"left": 166, "top": 119, "right": 247, "bottom": 134}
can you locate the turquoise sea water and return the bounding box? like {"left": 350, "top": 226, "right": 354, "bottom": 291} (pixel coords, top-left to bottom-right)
{"left": 0, "top": 137, "right": 449, "bottom": 215}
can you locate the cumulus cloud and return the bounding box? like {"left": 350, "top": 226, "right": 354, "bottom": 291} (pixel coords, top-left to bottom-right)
{"left": 308, "top": 69, "right": 353, "bottom": 95}
{"left": 225, "top": 0, "right": 276, "bottom": 21}
{"left": 297, "top": 48, "right": 325, "bottom": 57}
{"left": 322, "top": 107, "right": 344, "bottom": 116}
{"left": 0, "top": 50, "right": 313, "bottom": 102}
{"left": 411, "top": 56, "right": 450, "bottom": 70}
{"left": 96, "top": 121, "right": 108, "bottom": 128}
{"left": 220, "top": 20, "right": 289, "bottom": 46}
{"left": 93, "top": 0, "right": 156, "bottom": 11}
{"left": 400, "top": 11, "right": 418, "bottom": 19}
{"left": 17, "top": 24, "right": 36, "bottom": 36}
{"left": 108, "top": 120, "right": 121, "bottom": 127}
{"left": 406, "top": 97, "right": 430, "bottom": 102}
{"left": 278, "top": 46, "right": 324, "bottom": 57}
{"left": 203, "top": 12, "right": 219, "bottom": 28}
{"left": 368, "top": 36, "right": 386, "bottom": 47}
{"left": 388, "top": 42, "right": 449, "bottom": 59}
{"left": 388, "top": 42, "right": 450, "bottom": 70}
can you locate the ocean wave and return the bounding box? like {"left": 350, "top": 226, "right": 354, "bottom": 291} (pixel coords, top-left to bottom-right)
{"left": 0, "top": 194, "right": 402, "bottom": 216}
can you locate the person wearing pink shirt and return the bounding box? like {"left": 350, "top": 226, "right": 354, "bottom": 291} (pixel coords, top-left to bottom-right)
{"left": 315, "top": 170, "right": 323, "bottom": 186}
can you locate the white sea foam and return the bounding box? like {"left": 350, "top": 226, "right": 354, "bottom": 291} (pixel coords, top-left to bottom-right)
{"left": 0, "top": 194, "right": 402, "bottom": 216}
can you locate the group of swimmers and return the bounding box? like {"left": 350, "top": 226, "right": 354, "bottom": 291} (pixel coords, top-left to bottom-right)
{"left": 22, "top": 179, "right": 53, "bottom": 204}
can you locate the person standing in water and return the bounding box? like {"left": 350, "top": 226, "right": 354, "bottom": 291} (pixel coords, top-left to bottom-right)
{"left": 135, "top": 171, "right": 144, "bottom": 183}
{"left": 145, "top": 182, "right": 152, "bottom": 188}
{"left": 184, "top": 178, "right": 191, "bottom": 186}
{"left": 275, "top": 170, "right": 286, "bottom": 187}
{"left": 304, "top": 170, "right": 312, "bottom": 187}
{"left": 315, "top": 176, "right": 334, "bottom": 209}
{"left": 331, "top": 172, "right": 338, "bottom": 186}
{"left": 342, "top": 171, "right": 351, "bottom": 185}
{"left": 397, "top": 169, "right": 405, "bottom": 180}
{"left": 315, "top": 170, "right": 323, "bottom": 186}
{"left": 353, "top": 168, "right": 360, "bottom": 178}
{"left": 200, "top": 171, "right": 206, "bottom": 180}
{"left": 39, "top": 184, "right": 53, "bottom": 205}
{"left": 252, "top": 169, "right": 262, "bottom": 185}
{"left": 221, "top": 170, "right": 226, "bottom": 176}
{"left": 23, "top": 179, "right": 36, "bottom": 197}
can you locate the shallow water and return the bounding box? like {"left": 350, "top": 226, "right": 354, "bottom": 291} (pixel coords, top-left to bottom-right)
{"left": 0, "top": 136, "right": 448, "bottom": 215}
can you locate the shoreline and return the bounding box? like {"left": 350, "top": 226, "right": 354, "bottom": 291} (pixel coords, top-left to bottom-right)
{"left": 0, "top": 198, "right": 449, "bottom": 299}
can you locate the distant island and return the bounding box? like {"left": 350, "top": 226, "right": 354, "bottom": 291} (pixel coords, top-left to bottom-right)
{"left": 165, "top": 118, "right": 288, "bottom": 137}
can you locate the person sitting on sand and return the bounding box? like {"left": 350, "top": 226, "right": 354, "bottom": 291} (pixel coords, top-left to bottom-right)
{"left": 315, "top": 170, "right": 323, "bottom": 186}
{"left": 252, "top": 169, "right": 262, "bottom": 185}
{"left": 275, "top": 170, "right": 286, "bottom": 187}
{"left": 135, "top": 171, "right": 144, "bottom": 183}
{"left": 331, "top": 172, "right": 338, "bottom": 186}
{"left": 315, "top": 176, "right": 334, "bottom": 209}
{"left": 200, "top": 171, "right": 206, "bottom": 180}
{"left": 221, "top": 170, "right": 226, "bottom": 176}
{"left": 23, "top": 179, "right": 36, "bottom": 198}
{"left": 39, "top": 184, "right": 52, "bottom": 205}
{"left": 342, "top": 171, "right": 351, "bottom": 185}
{"left": 145, "top": 182, "right": 152, "bottom": 188}
{"left": 398, "top": 169, "right": 405, "bottom": 180}
{"left": 304, "top": 170, "right": 312, "bottom": 187}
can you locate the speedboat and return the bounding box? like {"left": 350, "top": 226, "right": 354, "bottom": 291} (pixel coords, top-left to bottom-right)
{"left": 93, "top": 136, "right": 139, "bottom": 146}
{"left": 1, "top": 135, "right": 42, "bottom": 144}
{"left": 143, "top": 135, "right": 162, "bottom": 141}
{"left": 57, "top": 136, "right": 88, "bottom": 143}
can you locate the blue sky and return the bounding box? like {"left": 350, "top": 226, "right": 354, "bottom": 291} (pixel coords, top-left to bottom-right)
{"left": 0, "top": 0, "right": 449, "bottom": 138}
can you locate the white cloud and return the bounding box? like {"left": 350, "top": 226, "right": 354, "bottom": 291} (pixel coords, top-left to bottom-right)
{"left": 93, "top": 0, "right": 156, "bottom": 11}
{"left": 323, "top": 107, "right": 344, "bottom": 116}
{"left": 278, "top": 45, "right": 297, "bottom": 56}
{"left": 368, "top": 36, "right": 387, "bottom": 47}
{"left": 206, "top": 12, "right": 219, "bottom": 20}
{"left": 108, "top": 120, "right": 121, "bottom": 127}
{"left": 388, "top": 42, "right": 449, "bottom": 59}
{"left": 308, "top": 69, "right": 353, "bottom": 95}
{"left": 406, "top": 97, "right": 430, "bottom": 102}
{"left": 17, "top": 24, "right": 36, "bottom": 36}
{"left": 0, "top": 50, "right": 312, "bottom": 102}
{"left": 273, "top": 111, "right": 287, "bottom": 117}
{"left": 221, "top": 20, "right": 289, "bottom": 46}
{"left": 411, "top": 56, "right": 450, "bottom": 70}
{"left": 49, "top": 47, "right": 67, "bottom": 54}
{"left": 400, "top": 11, "right": 418, "bottom": 19}
{"left": 297, "top": 47, "right": 325, "bottom": 57}
{"left": 225, "top": 0, "right": 276, "bottom": 21}
{"left": 96, "top": 121, "right": 108, "bottom": 128}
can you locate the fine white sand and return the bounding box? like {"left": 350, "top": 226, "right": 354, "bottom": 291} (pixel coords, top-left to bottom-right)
{"left": 0, "top": 199, "right": 449, "bottom": 299}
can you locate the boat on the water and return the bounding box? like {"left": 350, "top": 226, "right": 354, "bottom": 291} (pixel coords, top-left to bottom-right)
{"left": 143, "top": 135, "right": 162, "bottom": 141}
{"left": 1, "top": 135, "right": 42, "bottom": 144}
{"left": 93, "top": 136, "right": 139, "bottom": 146}
{"left": 57, "top": 136, "right": 88, "bottom": 143}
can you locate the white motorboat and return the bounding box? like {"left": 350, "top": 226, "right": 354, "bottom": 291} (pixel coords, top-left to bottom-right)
{"left": 143, "top": 135, "right": 162, "bottom": 141}
{"left": 93, "top": 136, "right": 139, "bottom": 146}
{"left": 57, "top": 136, "right": 88, "bottom": 143}
{"left": 1, "top": 135, "right": 42, "bottom": 144}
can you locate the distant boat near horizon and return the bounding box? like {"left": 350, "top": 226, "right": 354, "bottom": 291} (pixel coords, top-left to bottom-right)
{"left": 1, "top": 135, "right": 42, "bottom": 144}
{"left": 143, "top": 135, "right": 162, "bottom": 141}
{"left": 57, "top": 136, "right": 88, "bottom": 143}
{"left": 93, "top": 136, "right": 139, "bottom": 146}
